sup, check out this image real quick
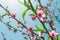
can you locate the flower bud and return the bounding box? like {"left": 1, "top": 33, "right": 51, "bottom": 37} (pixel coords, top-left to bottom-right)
{"left": 27, "top": 26, "right": 33, "bottom": 32}
{"left": 30, "top": 16, "right": 36, "bottom": 21}
{"left": 11, "top": 13, "right": 16, "bottom": 18}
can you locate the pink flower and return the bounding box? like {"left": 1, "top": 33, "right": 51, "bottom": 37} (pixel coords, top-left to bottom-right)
{"left": 11, "top": 13, "right": 16, "bottom": 18}
{"left": 39, "top": 32, "right": 43, "bottom": 37}
{"left": 27, "top": 26, "right": 33, "bottom": 32}
{"left": 49, "top": 30, "right": 58, "bottom": 38}
{"left": 37, "top": 10, "right": 43, "bottom": 15}
{"left": 30, "top": 34, "right": 36, "bottom": 40}
{"left": 37, "top": 10, "right": 46, "bottom": 21}
{"left": 30, "top": 16, "right": 36, "bottom": 21}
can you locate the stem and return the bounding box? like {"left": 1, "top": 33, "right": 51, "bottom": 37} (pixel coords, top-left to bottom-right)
{"left": 49, "top": 23, "right": 54, "bottom": 30}
{"left": 28, "top": 0, "right": 37, "bottom": 14}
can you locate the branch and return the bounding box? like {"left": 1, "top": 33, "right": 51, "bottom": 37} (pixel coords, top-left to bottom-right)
{"left": 0, "top": 4, "right": 45, "bottom": 40}
{"left": 27, "top": 0, "right": 54, "bottom": 40}
{"left": 0, "top": 4, "right": 26, "bottom": 28}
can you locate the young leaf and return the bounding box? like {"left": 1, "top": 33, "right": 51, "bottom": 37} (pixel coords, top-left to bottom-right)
{"left": 36, "top": 5, "right": 38, "bottom": 13}
{"left": 47, "top": 36, "right": 50, "bottom": 40}
{"left": 53, "top": 38, "right": 60, "bottom": 40}
{"left": 35, "top": 25, "right": 45, "bottom": 32}
{"left": 44, "top": 9, "right": 48, "bottom": 14}
{"left": 33, "top": 29, "right": 41, "bottom": 32}
{"left": 2, "top": 13, "right": 8, "bottom": 17}
{"left": 22, "top": 9, "right": 28, "bottom": 20}
{"left": 29, "top": 14, "right": 36, "bottom": 16}
{"left": 48, "top": 36, "right": 60, "bottom": 40}
{"left": 33, "top": 25, "right": 45, "bottom": 32}
{"left": 24, "top": 0, "right": 29, "bottom": 7}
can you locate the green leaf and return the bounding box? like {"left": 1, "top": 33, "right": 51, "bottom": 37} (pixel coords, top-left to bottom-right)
{"left": 44, "top": 9, "right": 48, "bottom": 14}
{"left": 22, "top": 9, "right": 28, "bottom": 20}
{"left": 34, "top": 25, "right": 46, "bottom": 32}
{"left": 24, "top": 0, "right": 29, "bottom": 7}
{"left": 29, "top": 14, "right": 36, "bottom": 16}
{"left": 36, "top": 5, "right": 38, "bottom": 12}
{"left": 33, "top": 29, "right": 40, "bottom": 32}
{"left": 53, "top": 37, "right": 60, "bottom": 40}
{"left": 2, "top": 13, "right": 8, "bottom": 17}
{"left": 48, "top": 36, "right": 50, "bottom": 40}
{"left": 31, "top": 8, "right": 37, "bottom": 14}
{"left": 58, "top": 38, "right": 60, "bottom": 40}
{"left": 47, "top": 36, "right": 60, "bottom": 40}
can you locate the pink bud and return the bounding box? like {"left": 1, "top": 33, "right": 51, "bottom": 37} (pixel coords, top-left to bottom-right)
{"left": 46, "top": 19, "right": 53, "bottom": 23}
{"left": 11, "top": 13, "right": 16, "bottom": 18}
{"left": 27, "top": 26, "right": 33, "bottom": 32}
{"left": 30, "top": 34, "right": 36, "bottom": 40}
{"left": 49, "top": 30, "right": 58, "bottom": 38}
{"left": 16, "top": 21, "right": 19, "bottom": 26}
{"left": 39, "top": 32, "right": 43, "bottom": 37}
{"left": 45, "top": 19, "right": 50, "bottom": 23}
{"left": 30, "top": 16, "right": 36, "bottom": 21}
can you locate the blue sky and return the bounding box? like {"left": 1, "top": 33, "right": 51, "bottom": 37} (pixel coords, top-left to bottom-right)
{"left": 0, "top": 0, "right": 60, "bottom": 40}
